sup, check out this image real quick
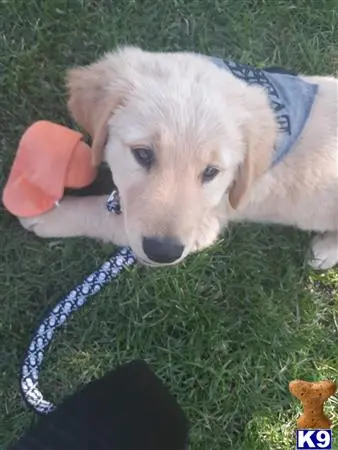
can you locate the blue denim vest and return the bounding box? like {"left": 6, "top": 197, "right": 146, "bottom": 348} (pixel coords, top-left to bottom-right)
{"left": 210, "top": 57, "right": 318, "bottom": 166}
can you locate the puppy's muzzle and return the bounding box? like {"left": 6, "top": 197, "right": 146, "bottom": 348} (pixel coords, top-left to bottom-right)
{"left": 142, "top": 236, "right": 184, "bottom": 264}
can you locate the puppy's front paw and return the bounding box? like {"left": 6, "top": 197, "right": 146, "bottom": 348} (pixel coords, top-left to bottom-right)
{"left": 192, "top": 215, "right": 221, "bottom": 252}
{"left": 19, "top": 215, "right": 51, "bottom": 238}
{"left": 309, "top": 232, "right": 338, "bottom": 270}
{"left": 18, "top": 203, "right": 72, "bottom": 238}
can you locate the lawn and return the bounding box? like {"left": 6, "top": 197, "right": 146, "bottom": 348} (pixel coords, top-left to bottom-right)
{"left": 1, "top": 0, "right": 337, "bottom": 448}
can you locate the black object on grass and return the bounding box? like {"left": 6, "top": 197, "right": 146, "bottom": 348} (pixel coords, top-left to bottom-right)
{"left": 10, "top": 360, "right": 189, "bottom": 450}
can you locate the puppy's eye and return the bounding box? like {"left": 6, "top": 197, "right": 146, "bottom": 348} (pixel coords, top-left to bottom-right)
{"left": 201, "top": 166, "right": 220, "bottom": 183}
{"left": 131, "top": 147, "right": 154, "bottom": 169}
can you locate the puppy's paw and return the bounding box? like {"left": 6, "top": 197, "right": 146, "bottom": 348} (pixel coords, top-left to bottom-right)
{"left": 18, "top": 204, "right": 72, "bottom": 238}
{"left": 19, "top": 215, "right": 52, "bottom": 238}
{"left": 192, "top": 215, "right": 221, "bottom": 252}
{"left": 309, "top": 232, "right": 338, "bottom": 270}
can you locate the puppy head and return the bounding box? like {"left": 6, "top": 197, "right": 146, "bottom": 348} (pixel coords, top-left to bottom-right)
{"left": 67, "top": 47, "right": 276, "bottom": 266}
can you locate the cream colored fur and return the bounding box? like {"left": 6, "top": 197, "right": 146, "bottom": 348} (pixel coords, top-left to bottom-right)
{"left": 20, "top": 47, "right": 338, "bottom": 269}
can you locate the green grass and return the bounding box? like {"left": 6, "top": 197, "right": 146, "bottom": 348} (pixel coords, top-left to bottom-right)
{"left": 1, "top": 0, "right": 338, "bottom": 448}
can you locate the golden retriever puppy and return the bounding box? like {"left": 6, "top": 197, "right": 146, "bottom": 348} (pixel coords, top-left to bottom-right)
{"left": 20, "top": 46, "right": 338, "bottom": 269}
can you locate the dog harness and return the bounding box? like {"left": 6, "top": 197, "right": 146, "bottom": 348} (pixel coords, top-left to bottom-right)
{"left": 210, "top": 58, "right": 318, "bottom": 165}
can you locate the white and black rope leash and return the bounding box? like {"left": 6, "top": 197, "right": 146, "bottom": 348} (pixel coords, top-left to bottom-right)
{"left": 20, "top": 191, "right": 136, "bottom": 414}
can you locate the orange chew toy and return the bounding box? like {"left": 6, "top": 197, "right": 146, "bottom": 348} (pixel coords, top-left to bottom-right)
{"left": 2, "top": 121, "right": 97, "bottom": 218}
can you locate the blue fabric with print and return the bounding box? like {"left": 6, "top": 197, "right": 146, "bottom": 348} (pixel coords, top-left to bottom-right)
{"left": 210, "top": 57, "right": 318, "bottom": 166}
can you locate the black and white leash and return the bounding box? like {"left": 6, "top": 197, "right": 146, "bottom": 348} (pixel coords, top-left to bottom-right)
{"left": 20, "top": 191, "right": 136, "bottom": 414}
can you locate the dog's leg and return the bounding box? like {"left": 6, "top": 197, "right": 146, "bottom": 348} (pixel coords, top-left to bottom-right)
{"left": 309, "top": 231, "right": 338, "bottom": 270}
{"left": 19, "top": 196, "right": 128, "bottom": 246}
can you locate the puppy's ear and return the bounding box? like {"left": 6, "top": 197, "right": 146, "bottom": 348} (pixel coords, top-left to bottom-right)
{"left": 66, "top": 53, "right": 133, "bottom": 166}
{"left": 228, "top": 86, "right": 277, "bottom": 209}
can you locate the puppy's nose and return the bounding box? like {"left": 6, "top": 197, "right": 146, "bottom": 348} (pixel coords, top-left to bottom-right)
{"left": 142, "top": 236, "right": 184, "bottom": 263}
